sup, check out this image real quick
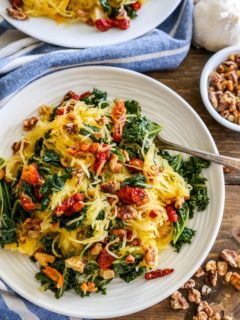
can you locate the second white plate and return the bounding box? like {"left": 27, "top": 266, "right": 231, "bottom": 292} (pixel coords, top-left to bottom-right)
{"left": 0, "top": 0, "right": 181, "bottom": 48}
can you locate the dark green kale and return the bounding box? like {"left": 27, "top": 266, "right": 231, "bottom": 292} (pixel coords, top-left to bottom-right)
{"left": 172, "top": 227, "right": 196, "bottom": 253}
{"left": 40, "top": 169, "right": 72, "bottom": 210}
{"left": 49, "top": 106, "right": 59, "bottom": 121}
{"left": 99, "top": 0, "right": 111, "bottom": 13}
{"left": 96, "top": 209, "right": 105, "bottom": 220}
{"left": 125, "top": 100, "right": 141, "bottom": 115}
{"left": 80, "top": 88, "right": 108, "bottom": 107}
{"left": 113, "top": 253, "right": 146, "bottom": 283}
{"left": 160, "top": 152, "right": 210, "bottom": 252}
{"left": 0, "top": 180, "right": 17, "bottom": 246}
{"left": 111, "top": 147, "right": 125, "bottom": 162}
{"left": 40, "top": 235, "right": 54, "bottom": 254}
{"left": 42, "top": 150, "right": 62, "bottom": 167}
{"left": 34, "top": 138, "right": 44, "bottom": 156}
{"left": 172, "top": 203, "right": 190, "bottom": 246}
{"left": 121, "top": 173, "right": 152, "bottom": 189}
{"left": 21, "top": 180, "right": 37, "bottom": 202}
{"left": 124, "top": 4, "right": 138, "bottom": 19}
{"left": 123, "top": 114, "right": 161, "bottom": 150}
{"left": 80, "top": 124, "right": 105, "bottom": 142}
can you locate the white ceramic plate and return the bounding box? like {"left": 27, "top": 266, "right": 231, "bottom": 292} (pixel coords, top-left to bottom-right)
{"left": 0, "top": 66, "right": 224, "bottom": 319}
{"left": 0, "top": 0, "right": 181, "bottom": 48}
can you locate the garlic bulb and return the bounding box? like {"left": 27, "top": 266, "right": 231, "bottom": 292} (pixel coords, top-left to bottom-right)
{"left": 193, "top": 0, "right": 240, "bottom": 52}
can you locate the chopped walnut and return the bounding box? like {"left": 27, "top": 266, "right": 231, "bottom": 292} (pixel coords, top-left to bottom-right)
{"left": 208, "top": 269, "right": 218, "bottom": 287}
{"left": 65, "top": 256, "right": 85, "bottom": 273}
{"left": 117, "top": 206, "right": 137, "bottom": 220}
{"left": 223, "top": 313, "right": 233, "bottom": 320}
{"left": 23, "top": 116, "right": 38, "bottom": 131}
{"left": 209, "top": 312, "right": 221, "bottom": 320}
{"left": 6, "top": 7, "right": 28, "bottom": 20}
{"left": 225, "top": 271, "right": 233, "bottom": 283}
{"left": 198, "top": 301, "right": 214, "bottom": 317}
{"left": 100, "top": 268, "right": 115, "bottom": 280}
{"left": 220, "top": 249, "right": 238, "bottom": 268}
{"left": 194, "top": 267, "right": 205, "bottom": 278}
{"left": 237, "top": 254, "right": 240, "bottom": 268}
{"left": 39, "top": 105, "right": 52, "bottom": 116}
{"left": 193, "top": 311, "right": 208, "bottom": 320}
{"left": 170, "top": 291, "right": 189, "bottom": 310}
{"left": 90, "top": 243, "right": 102, "bottom": 256}
{"left": 11, "top": 140, "right": 28, "bottom": 153}
{"left": 64, "top": 123, "right": 78, "bottom": 134}
{"left": 205, "top": 260, "right": 217, "bottom": 272}
{"left": 188, "top": 288, "right": 201, "bottom": 304}
{"left": 201, "top": 285, "right": 211, "bottom": 296}
{"left": 183, "top": 279, "right": 195, "bottom": 289}
{"left": 230, "top": 272, "right": 240, "bottom": 291}
{"left": 143, "top": 245, "right": 157, "bottom": 267}
{"left": 217, "top": 261, "right": 228, "bottom": 276}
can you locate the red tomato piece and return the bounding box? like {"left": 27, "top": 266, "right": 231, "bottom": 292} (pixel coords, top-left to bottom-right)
{"left": 114, "top": 18, "right": 130, "bottom": 30}
{"left": 79, "top": 91, "right": 92, "bottom": 100}
{"left": 21, "top": 163, "right": 42, "bottom": 186}
{"left": 98, "top": 249, "right": 115, "bottom": 269}
{"left": 118, "top": 186, "right": 149, "bottom": 205}
{"left": 149, "top": 210, "right": 158, "bottom": 218}
{"left": 166, "top": 206, "right": 178, "bottom": 222}
{"left": 94, "top": 145, "right": 111, "bottom": 176}
{"left": 95, "top": 18, "right": 114, "bottom": 32}
{"left": 131, "top": 1, "right": 141, "bottom": 11}
{"left": 19, "top": 192, "right": 35, "bottom": 211}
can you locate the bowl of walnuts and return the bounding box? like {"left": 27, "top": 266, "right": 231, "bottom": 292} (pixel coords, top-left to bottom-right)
{"left": 200, "top": 45, "right": 240, "bottom": 132}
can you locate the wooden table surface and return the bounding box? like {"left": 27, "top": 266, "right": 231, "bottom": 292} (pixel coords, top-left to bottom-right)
{"left": 114, "top": 48, "right": 240, "bottom": 320}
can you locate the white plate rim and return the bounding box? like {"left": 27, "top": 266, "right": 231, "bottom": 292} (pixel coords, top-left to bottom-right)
{"left": 0, "top": 0, "right": 182, "bottom": 48}
{"left": 0, "top": 66, "right": 225, "bottom": 319}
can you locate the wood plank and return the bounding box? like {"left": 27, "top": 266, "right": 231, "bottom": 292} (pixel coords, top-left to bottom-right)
{"left": 115, "top": 186, "right": 240, "bottom": 320}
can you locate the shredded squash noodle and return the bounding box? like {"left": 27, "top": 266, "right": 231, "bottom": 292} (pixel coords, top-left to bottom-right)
{"left": 0, "top": 88, "right": 209, "bottom": 298}
{"left": 7, "top": 0, "right": 145, "bottom": 31}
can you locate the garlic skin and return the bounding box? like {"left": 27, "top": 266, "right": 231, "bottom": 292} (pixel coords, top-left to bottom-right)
{"left": 193, "top": 0, "right": 240, "bottom": 52}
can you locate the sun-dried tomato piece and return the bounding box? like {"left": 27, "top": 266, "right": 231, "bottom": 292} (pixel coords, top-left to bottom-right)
{"left": 21, "top": 163, "right": 42, "bottom": 186}
{"left": 114, "top": 18, "right": 130, "bottom": 30}
{"left": 55, "top": 193, "right": 84, "bottom": 217}
{"left": 79, "top": 91, "right": 91, "bottom": 100}
{"left": 19, "top": 192, "right": 35, "bottom": 211}
{"left": 95, "top": 18, "right": 114, "bottom": 32}
{"left": 145, "top": 268, "right": 174, "bottom": 280}
{"left": 111, "top": 99, "right": 126, "bottom": 142}
{"left": 98, "top": 249, "right": 115, "bottom": 269}
{"left": 131, "top": 1, "right": 141, "bottom": 11}
{"left": 94, "top": 145, "right": 111, "bottom": 176}
{"left": 118, "top": 186, "right": 149, "bottom": 205}
{"left": 64, "top": 91, "right": 79, "bottom": 100}
{"left": 166, "top": 206, "right": 178, "bottom": 222}
{"left": 128, "top": 158, "right": 144, "bottom": 173}
{"left": 149, "top": 210, "right": 158, "bottom": 218}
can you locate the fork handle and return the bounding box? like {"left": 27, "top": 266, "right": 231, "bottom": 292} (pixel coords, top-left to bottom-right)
{"left": 159, "top": 141, "right": 240, "bottom": 172}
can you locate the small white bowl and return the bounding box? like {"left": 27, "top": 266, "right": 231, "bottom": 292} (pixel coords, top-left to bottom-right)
{"left": 200, "top": 45, "right": 240, "bottom": 132}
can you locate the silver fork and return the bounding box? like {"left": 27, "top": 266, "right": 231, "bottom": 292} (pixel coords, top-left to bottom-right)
{"left": 155, "top": 134, "right": 240, "bottom": 172}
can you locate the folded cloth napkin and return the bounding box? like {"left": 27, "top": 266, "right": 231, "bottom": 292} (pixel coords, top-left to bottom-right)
{"left": 0, "top": 1, "right": 192, "bottom": 319}
{"left": 0, "top": 0, "right": 192, "bottom": 108}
